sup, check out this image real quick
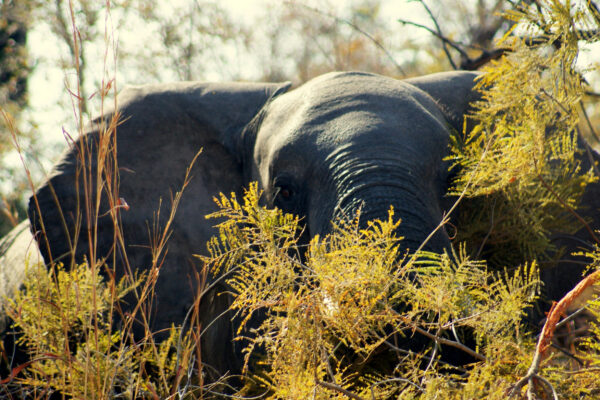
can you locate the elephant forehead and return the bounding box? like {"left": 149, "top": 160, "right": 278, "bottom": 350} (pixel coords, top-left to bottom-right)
{"left": 256, "top": 72, "right": 451, "bottom": 159}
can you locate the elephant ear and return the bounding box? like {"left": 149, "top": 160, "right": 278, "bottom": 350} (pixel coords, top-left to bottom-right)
{"left": 27, "top": 81, "right": 290, "bottom": 331}
{"left": 405, "top": 71, "right": 482, "bottom": 133}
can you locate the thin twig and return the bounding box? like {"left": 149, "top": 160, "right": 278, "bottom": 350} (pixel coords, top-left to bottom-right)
{"left": 404, "top": 137, "right": 492, "bottom": 268}
{"left": 421, "top": 328, "right": 440, "bottom": 378}
{"left": 553, "top": 294, "right": 600, "bottom": 331}
{"left": 416, "top": 0, "right": 457, "bottom": 69}
{"left": 286, "top": 1, "right": 406, "bottom": 76}
{"left": 536, "top": 374, "right": 559, "bottom": 400}
{"left": 510, "top": 270, "right": 600, "bottom": 397}
{"left": 549, "top": 343, "right": 585, "bottom": 366}
{"left": 397, "top": 19, "right": 467, "bottom": 64}
{"left": 536, "top": 172, "right": 600, "bottom": 245}
{"left": 370, "top": 377, "right": 424, "bottom": 396}
{"left": 411, "top": 323, "right": 486, "bottom": 362}
{"left": 558, "top": 366, "right": 600, "bottom": 375}
{"left": 388, "top": 309, "right": 486, "bottom": 362}
{"left": 315, "top": 380, "right": 365, "bottom": 400}
{"left": 383, "top": 341, "right": 469, "bottom": 374}
{"left": 476, "top": 198, "right": 497, "bottom": 258}
{"left": 544, "top": 90, "right": 600, "bottom": 178}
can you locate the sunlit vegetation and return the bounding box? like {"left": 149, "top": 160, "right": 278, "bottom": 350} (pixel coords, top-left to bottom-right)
{"left": 3, "top": 183, "right": 599, "bottom": 398}
{"left": 6, "top": 262, "right": 196, "bottom": 398}
{"left": 2, "top": 0, "right": 600, "bottom": 399}
{"left": 450, "top": 0, "right": 600, "bottom": 266}
{"left": 203, "top": 184, "right": 542, "bottom": 398}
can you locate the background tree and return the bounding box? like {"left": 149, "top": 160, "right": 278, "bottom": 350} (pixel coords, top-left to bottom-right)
{"left": 0, "top": 0, "right": 35, "bottom": 235}
{"left": 256, "top": 0, "right": 407, "bottom": 83}
{"left": 0, "top": 0, "right": 29, "bottom": 110}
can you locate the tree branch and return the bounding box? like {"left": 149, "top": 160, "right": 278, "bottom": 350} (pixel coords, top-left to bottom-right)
{"left": 396, "top": 19, "right": 469, "bottom": 63}
{"left": 287, "top": 1, "right": 406, "bottom": 76}
{"left": 460, "top": 48, "right": 508, "bottom": 70}
{"left": 510, "top": 270, "right": 599, "bottom": 398}
{"left": 316, "top": 380, "right": 365, "bottom": 400}
{"left": 398, "top": 0, "right": 600, "bottom": 72}
{"left": 416, "top": 0, "right": 457, "bottom": 70}
{"left": 387, "top": 309, "right": 487, "bottom": 362}
{"left": 409, "top": 322, "right": 486, "bottom": 362}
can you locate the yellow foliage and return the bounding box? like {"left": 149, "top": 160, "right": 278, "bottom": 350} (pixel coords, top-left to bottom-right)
{"left": 204, "top": 184, "right": 546, "bottom": 398}
{"left": 449, "top": 0, "right": 600, "bottom": 263}
{"left": 5, "top": 262, "right": 198, "bottom": 399}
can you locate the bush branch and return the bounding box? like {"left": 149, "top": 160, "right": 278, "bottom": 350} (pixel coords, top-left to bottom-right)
{"left": 509, "top": 270, "right": 599, "bottom": 398}
{"left": 536, "top": 172, "right": 600, "bottom": 245}
{"left": 316, "top": 380, "right": 365, "bottom": 400}
{"left": 388, "top": 309, "right": 487, "bottom": 362}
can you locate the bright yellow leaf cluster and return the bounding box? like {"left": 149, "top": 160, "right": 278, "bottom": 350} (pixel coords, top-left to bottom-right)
{"left": 204, "top": 184, "right": 544, "bottom": 399}
{"left": 450, "top": 0, "right": 600, "bottom": 263}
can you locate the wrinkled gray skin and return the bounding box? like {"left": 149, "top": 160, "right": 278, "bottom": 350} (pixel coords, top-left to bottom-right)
{"left": 1, "top": 70, "right": 596, "bottom": 378}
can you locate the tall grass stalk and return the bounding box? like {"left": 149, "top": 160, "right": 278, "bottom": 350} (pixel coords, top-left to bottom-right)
{"left": 1, "top": 1, "right": 208, "bottom": 398}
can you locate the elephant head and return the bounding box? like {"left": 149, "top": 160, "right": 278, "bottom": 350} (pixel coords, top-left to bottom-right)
{"left": 15, "top": 71, "right": 482, "bottom": 377}
{"left": 246, "top": 71, "right": 480, "bottom": 250}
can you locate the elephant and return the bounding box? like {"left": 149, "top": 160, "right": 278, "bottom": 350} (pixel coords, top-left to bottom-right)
{"left": 0, "top": 70, "right": 597, "bottom": 379}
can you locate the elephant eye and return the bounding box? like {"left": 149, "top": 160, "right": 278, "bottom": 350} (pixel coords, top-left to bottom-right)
{"left": 279, "top": 187, "right": 292, "bottom": 199}
{"left": 275, "top": 184, "right": 294, "bottom": 201}
{"left": 273, "top": 180, "right": 297, "bottom": 210}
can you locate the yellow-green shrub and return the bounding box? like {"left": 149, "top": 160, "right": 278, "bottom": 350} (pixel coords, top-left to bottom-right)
{"left": 5, "top": 262, "right": 198, "bottom": 399}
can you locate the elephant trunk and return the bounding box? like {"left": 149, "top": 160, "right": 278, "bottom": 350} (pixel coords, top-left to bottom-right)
{"left": 335, "top": 185, "right": 450, "bottom": 254}
{"left": 324, "top": 143, "right": 451, "bottom": 254}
